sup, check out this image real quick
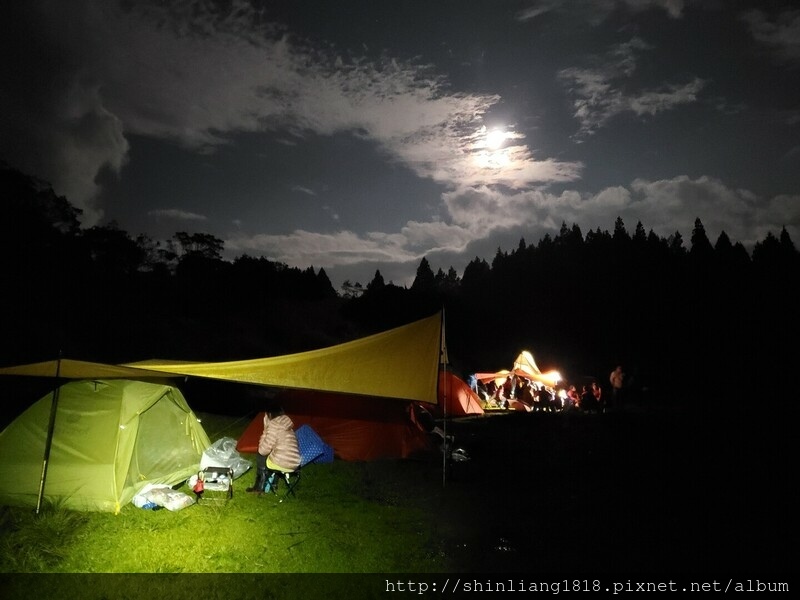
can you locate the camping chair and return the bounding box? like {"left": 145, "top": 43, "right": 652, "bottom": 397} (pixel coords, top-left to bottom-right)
{"left": 264, "top": 469, "right": 301, "bottom": 502}
{"left": 265, "top": 424, "right": 333, "bottom": 501}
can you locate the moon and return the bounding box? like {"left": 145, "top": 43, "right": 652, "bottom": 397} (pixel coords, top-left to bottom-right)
{"left": 486, "top": 129, "right": 506, "bottom": 149}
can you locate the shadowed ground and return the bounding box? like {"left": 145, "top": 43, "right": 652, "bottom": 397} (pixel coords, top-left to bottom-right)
{"left": 376, "top": 400, "right": 793, "bottom": 574}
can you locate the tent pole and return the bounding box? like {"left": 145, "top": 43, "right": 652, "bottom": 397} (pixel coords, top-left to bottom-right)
{"left": 36, "top": 355, "right": 62, "bottom": 515}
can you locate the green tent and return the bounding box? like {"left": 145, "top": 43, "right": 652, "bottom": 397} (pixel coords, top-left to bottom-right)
{"left": 0, "top": 379, "right": 211, "bottom": 513}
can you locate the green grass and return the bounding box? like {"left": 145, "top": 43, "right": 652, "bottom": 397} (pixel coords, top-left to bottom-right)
{"left": 0, "top": 412, "right": 449, "bottom": 575}
{"left": 1, "top": 403, "right": 794, "bottom": 596}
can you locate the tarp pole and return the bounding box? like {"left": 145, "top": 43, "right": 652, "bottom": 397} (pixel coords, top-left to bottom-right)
{"left": 36, "top": 356, "right": 62, "bottom": 515}
{"left": 441, "top": 371, "right": 449, "bottom": 488}
{"left": 440, "top": 309, "right": 448, "bottom": 488}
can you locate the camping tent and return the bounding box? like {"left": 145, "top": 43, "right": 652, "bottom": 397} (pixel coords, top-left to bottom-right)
{"left": 237, "top": 370, "right": 481, "bottom": 462}
{"left": 430, "top": 371, "right": 484, "bottom": 418}
{"left": 513, "top": 350, "right": 562, "bottom": 387}
{"left": 476, "top": 350, "right": 562, "bottom": 389}
{"left": 0, "top": 313, "right": 446, "bottom": 494}
{"left": 0, "top": 379, "right": 211, "bottom": 513}
{"left": 237, "top": 389, "right": 432, "bottom": 462}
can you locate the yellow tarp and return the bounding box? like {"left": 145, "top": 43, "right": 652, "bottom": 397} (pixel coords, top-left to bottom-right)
{"left": 0, "top": 359, "right": 178, "bottom": 380}
{"left": 0, "top": 313, "right": 444, "bottom": 404}
{"left": 126, "top": 312, "right": 444, "bottom": 404}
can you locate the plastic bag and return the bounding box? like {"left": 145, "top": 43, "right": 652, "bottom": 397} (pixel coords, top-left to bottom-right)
{"left": 133, "top": 484, "right": 194, "bottom": 511}
{"left": 200, "top": 437, "right": 252, "bottom": 479}
{"left": 132, "top": 484, "right": 168, "bottom": 508}
{"left": 146, "top": 487, "right": 195, "bottom": 511}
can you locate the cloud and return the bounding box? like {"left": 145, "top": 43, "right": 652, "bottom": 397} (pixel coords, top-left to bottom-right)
{"left": 147, "top": 208, "right": 208, "bottom": 222}
{"left": 322, "top": 205, "right": 340, "bottom": 221}
{"left": 597, "top": 176, "right": 798, "bottom": 249}
{"left": 517, "top": 0, "right": 685, "bottom": 24}
{"left": 5, "top": 0, "right": 794, "bottom": 297}
{"left": 516, "top": 1, "right": 562, "bottom": 22}
{"left": 559, "top": 38, "right": 705, "bottom": 136}
{"left": 291, "top": 185, "right": 317, "bottom": 196}
{"left": 0, "top": 3, "right": 135, "bottom": 225}
{"left": 224, "top": 174, "right": 799, "bottom": 289}
{"left": 741, "top": 8, "right": 800, "bottom": 63}
{"left": 632, "top": 0, "right": 685, "bottom": 19}
{"left": 225, "top": 229, "right": 417, "bottom": 268}
{"left": 1, "top": 0, "right": 578, "bottom": 226}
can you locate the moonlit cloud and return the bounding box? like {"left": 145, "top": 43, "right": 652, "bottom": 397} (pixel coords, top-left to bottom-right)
{"left": 322, "top": 206, "right": 340, "bottom": 221}
{"left": 516, "top": 4, "right": 559, "bottom": 22}
{"left": 224, "top": 175, "right": 798, "bottom": 287}
{"left": 3, "top": 1, "right": 798, "bottom": 292}
{"left": 559, "top": 38, "right": 705, "bottom": 136}
{"left": 517, "top": 0, "right": 685, "bottom": 25}
{"left": 226, "top": 229, "right": 417, "bottom": 267}
{"left": 291, "top": 185, "right": 317, "bottom": 196}
{"left": 631, "top": 0, "right": 685, "bottom": 19}
{"left": 147, "top": 209, "right": 208, "bottom": 222}
{"left": 2, "top": 0, "right": 576, "bottom": 226}
{"left": 741, "top": 8, "right": 800, "bottom": 62}
{"left": 112, "top": 1, "right": 580, "bottom": 195}
{"left": 583, "top": 176, "right": 798, "bottom": 249}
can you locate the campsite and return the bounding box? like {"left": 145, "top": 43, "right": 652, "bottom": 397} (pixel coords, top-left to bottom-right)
{"left": 0, "top": 314, "right": 794, "bottom": 584}
{"left": 0, "top": 402, "right": 793, "bottom": 596}
{"left": 2, "top": 162, "right": 797, "bottom": 586}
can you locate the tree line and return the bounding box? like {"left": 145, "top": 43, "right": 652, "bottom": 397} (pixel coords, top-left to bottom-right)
{"left": 2, "top": 162, "right": 797, "bottom": 404}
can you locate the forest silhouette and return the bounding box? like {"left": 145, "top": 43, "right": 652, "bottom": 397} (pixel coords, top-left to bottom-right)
{"left": 2, "top": 161, "right": 797, "bottom": 407}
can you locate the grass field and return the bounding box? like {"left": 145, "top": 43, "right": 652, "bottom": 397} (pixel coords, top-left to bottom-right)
{"left": 0, "top": 400, "right": 793, "bottom": 597}
{"left": 0, "top": 411, "right": 450, "bottom": 574}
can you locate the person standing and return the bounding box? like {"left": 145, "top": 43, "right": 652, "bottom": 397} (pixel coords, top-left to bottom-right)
{"left": 467, "top": 373, "right": 479, "bottom": 394}
{"left": 592, "top": 381, "right": 604, "bottom": 412}
{"left": 609, "top": 365, "right": 625, "bottom": 408}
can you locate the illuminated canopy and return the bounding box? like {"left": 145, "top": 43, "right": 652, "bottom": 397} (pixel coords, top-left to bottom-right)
{"left": 475, "top": 350, "right": 561, "bottom": 388}
{"left": 0, "top": 312, "right": 445, "bottom": 405}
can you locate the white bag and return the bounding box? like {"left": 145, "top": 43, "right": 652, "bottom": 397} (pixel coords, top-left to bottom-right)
{"left": 200, "top": 437, "right": 252, "bottom": 479}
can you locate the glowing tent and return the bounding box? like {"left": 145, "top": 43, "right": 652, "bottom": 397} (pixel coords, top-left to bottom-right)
{"left": 476, "top": 350, "right": 561, "bottom": 389}
{"left": 0, "top": 313, "right": 446, "bottom": 503}
{"left": 0, "top": 379, "right": 210, "bottom": 513}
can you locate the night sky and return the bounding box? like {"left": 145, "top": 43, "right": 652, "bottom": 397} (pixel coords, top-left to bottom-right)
{"left": 2, "top": 0, "right": 798, "bottom": 289}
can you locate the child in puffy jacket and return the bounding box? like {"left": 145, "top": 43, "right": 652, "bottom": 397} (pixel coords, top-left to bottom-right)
{"left": 246, "top": 407, "right": 301, "bottom": 494}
